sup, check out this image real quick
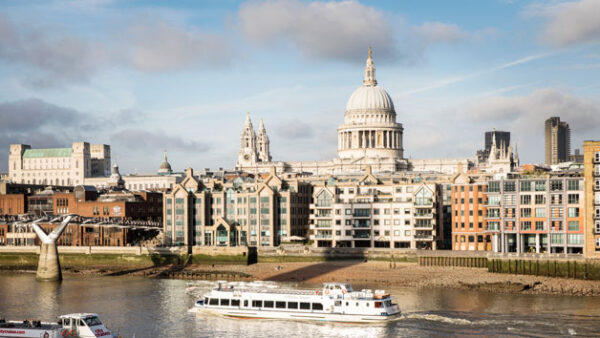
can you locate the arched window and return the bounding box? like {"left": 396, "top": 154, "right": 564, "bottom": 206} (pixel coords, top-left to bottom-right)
{"left": 414, "top": 188, "right": 433, "bottom": 206}
{"left": 316, "top": 190, "right": 332, "bottom": 207}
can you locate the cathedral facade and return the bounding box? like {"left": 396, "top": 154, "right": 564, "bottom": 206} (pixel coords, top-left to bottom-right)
{"left": 235, "top": 48, "right": 471, "bottom": 175}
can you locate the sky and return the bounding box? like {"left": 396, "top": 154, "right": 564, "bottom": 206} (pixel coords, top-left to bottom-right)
{"left": 0, "top": 0, "right": 599, "bottom": 174}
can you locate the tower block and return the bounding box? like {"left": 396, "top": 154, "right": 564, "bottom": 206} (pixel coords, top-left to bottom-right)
{"left": 32, "top": 216, "right": 72, "bottom": 282}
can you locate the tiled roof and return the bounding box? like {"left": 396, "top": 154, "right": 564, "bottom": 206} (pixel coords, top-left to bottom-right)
{"left": 23, "top": 148, "right": 72, "bottom": 158}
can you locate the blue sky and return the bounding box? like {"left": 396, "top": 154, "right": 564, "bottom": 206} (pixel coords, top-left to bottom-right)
{"left": 0, "top": 0, "right": 599, "bottom": 173}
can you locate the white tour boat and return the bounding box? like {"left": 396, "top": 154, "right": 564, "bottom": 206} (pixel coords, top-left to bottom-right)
{"left": 192, "top": 282, "right": 401, "bottom": 323}
{"left": 0, "top": 313, "right": 117, "bottom": 338}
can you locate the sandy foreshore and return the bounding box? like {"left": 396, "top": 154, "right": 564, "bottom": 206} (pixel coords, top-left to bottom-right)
{"left": 6, "top": 260, "right": 600, "bottom": 297}
{"left": 182, "top": 261, "right": 600, "bottom": 297}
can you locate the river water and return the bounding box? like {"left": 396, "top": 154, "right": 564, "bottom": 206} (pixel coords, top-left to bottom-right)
{"left": 0, "top": 273, "right": 599, "bottom": 337}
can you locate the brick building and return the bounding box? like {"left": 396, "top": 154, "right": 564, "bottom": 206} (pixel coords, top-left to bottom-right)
{"left": 0, "top": 194, "right": 27, "bottom": 215}
{"left": 451, "top": 174, "right": 490, "bottom": 251}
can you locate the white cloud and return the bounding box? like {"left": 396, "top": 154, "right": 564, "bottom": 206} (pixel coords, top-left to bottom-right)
{"left": 526, "top": 0, "right": 600, "bottom": 46}
{"left": 120, "top": 18, "right": 232, "bottom": 72}
{"left": 0, "top": 14, "right": 103, "bottom": 88}
{"left": 413, "top": 22, "right": 468, "bottom": 44}
{"left": 238, "top": 0, "right": 397, "bottom": 62}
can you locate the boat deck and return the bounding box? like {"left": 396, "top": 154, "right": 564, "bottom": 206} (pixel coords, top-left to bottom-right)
{"left": 1, "top": 321, "right": 57, "bottom": 331}
{"left": 214, "top": 287, "right": 319, "bottom": 296}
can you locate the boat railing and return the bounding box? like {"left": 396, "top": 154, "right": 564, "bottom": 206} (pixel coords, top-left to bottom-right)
{"left": 213, "top": 287, "right": 322, "bottom": 296}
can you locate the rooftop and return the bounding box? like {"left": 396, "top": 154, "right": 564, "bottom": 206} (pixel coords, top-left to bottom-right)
{"left": 23, "top": 148, "right": 72, "bottom": 158}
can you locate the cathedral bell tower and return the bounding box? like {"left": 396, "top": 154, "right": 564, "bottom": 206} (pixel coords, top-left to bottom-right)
{"left": 236, "top": 112, "right": 258, "bottom": 167}
{"left": 256, "top": 118, "right": 272, "bottom": 162}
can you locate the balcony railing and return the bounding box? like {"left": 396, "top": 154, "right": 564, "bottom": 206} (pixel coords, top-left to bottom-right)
{"left": 314, "top": 234, "right": 332, "bottom": 239}
{"left": 352, "top": 234, "right": 371, "bottom": 239}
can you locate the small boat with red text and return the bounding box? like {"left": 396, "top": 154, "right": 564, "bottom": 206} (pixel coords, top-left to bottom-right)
{"left": 0, "top": 313, "right": 118, "bottom": 338}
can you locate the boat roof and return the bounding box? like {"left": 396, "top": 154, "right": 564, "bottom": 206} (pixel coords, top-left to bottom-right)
{"left": 323, "top": 282, "right": 352, "bottom": 288}
{"left": 58, "top": 313, "right": 99, "bottom": 319}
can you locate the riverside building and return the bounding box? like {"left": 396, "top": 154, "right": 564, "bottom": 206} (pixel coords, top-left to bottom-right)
{"left": 451, "top": 174, "right": 490, "bottom": 251}
{"left": 583, "top": 141, "right": 600, "bottom": 257}
{"left": 162, "top": 167, "right": 311, "bottom": 250}
{"left": 308, "top": 166, "right": 443, "bottom": 249}
{"left": 9, "top": 142, "right": 110, "bottom": 186}
{"left": 484, "top": 174, "right": 584, "bottom": 254}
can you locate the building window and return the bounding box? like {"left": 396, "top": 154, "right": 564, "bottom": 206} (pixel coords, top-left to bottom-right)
{"left": 568, "top": 207, "right": 580, "bottom": 217}
{"left": 568, "top": 221, "right": 580, "bottom": 231}
{"left": 504, "top": 181, "right": 516, "bottom": 192}
{"left": 550, "top": 180, "right": 563, "bottom": 191}
{"left": 488, "top": 182, "right": 500, "bottom": 193}
{"left": 535, "top": 221, "right": 545, "bottom": 231}
{"left": 521, "top": 221, "right": 531, "bottom": 231}
{"left": 568, "top": 234, "right": 583, "bottom": 245}
{"left": 520, "top": 195, "right": 531, "bottom": 205}
{"left": 520, "top": 208, "right": 531, "bottom": 217}
{"left": 520, "top": 181, "right": 531, "bottom": 192}
{"left": 567, "top": 180, "right": 580, "bottom": 191}
{"left": 568, "top": 194, "right": 579, "bottom": 204}
{"left": 534, "top": 181, "right": 546, "bottom": 191}
{"left": 535, "top": 208, "right": 545, "bottom": 217}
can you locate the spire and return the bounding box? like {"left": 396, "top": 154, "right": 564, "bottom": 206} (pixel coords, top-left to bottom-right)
{"left": 259, "top": 117, "right": 265, "bottom": 131}
{"left": 363, "top": 46, "right": 377, "bottom": 86}
{"left": 163, "top": 149, "right": 168, "bottom": 162}
{"left": 112, "top": 156, "right": 119, "bottom": 174}
{"left": 245, "top": 112, "right": 252, "bottom": 126}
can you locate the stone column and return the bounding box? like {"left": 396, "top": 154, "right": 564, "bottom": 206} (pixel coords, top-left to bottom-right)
{"left": 362, "top": 131, "right": 366, "bottom": 149}
{"left": 32, "top": 216, "right": 72, "bottom": 282}
{"left": 535, "top": 233, "right": 540, "bottom": 253}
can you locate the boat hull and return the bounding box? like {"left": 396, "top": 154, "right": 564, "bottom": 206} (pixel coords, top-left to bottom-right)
{"left": 191, "top": 306, "right": 399, "bottom": 323}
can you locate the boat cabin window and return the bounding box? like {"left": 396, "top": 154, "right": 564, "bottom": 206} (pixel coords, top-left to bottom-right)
{"left": 300, "top": 302, "right": 310, "bottom": 310}
{"left": 252, "top": 300, "right": 262, "bottom": 308}
{"left": 312, "top": 303, "right": 323, "bottom": 311}
{"left": 220, "top": 299, "right": 230, "bottom": 306}
{"left": 79, "top": 319, "right": 85, "bottom": 326}
{"left": 264, "top": 301, "right": 274, "bottom": 308}
{"left": 276, "top": 301, "right": 286, "bottom": 309}
{"left": 366, "top": 303, "right": 369, "bottom": 307}
{"left": 335, "top": 300, "right": 341, "bottom": 307}
{"left": 84, "top": 317, "right": 102, "bottom": 327}
{"left": 209, "top": 298, "right": 218, "bottom": 306}
{"left": 374, "top": 302, "right": 382, "bottom": 308}
{"left": 287, "top": 302, "right": 298, "bottom": 309}
{"left": 204, "top": 297, "right": 209, "bottom": 304}
{"left": 231, "top": 299, "right": 240, "bottom": 307}
{"left": 244, "top": 300, "right": 248, "bottom": 307}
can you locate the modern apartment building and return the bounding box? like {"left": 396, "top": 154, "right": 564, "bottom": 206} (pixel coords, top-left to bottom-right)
{"left": 583, "top": 141, "right": 600, "bottom": 257}
{"left": 163, "top": 167, "right": 311, "bottom": 250}
{"left": 308, "top": 167, "right": 442, "bottom": 249}
{"left": 545, "top": 117, "right": 571, "bottom": 165}
{"left": 451, "top": 175, "right": 490, "bottom": 251}
{"left": 485, "top": 175, "right": 584, "bottom": 254}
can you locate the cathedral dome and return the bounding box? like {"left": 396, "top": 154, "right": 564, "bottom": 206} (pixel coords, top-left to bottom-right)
{"left": 158, "top": 150, "right": 172, "bottom": 175}
{"left": 346, "top": 85, "right": 394, "bottom": 112}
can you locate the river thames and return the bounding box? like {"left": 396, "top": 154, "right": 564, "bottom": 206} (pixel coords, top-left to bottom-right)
{"left": 1, "top": 273, "right": 599, "bottom": 337}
